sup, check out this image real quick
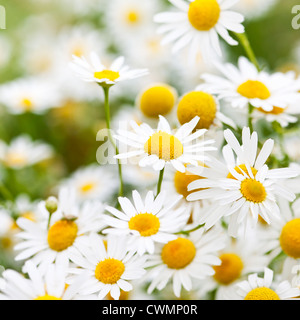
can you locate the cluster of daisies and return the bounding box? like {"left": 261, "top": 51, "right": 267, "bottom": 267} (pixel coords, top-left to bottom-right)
{"left": 0, "top": 0, "right": 300, "bottom": 301}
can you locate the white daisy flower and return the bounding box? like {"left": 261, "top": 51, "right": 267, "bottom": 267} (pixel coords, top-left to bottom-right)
{"left": 146, "top": 227, "right": 226, "bottom": 298}
{"left": 14, "top": 187, "right": 106, "bottom": 274}
{"left": 60, "top": 164, "right": 119, "bottom": 202}
{"left": 0, "top": 135, "right": 53, "bottom": 170}
{"left": 154, "top": 0, "right": 245, "bottom": 62}
{"left": 69, "top": 51, "right": 148, "bottom": 87}
{"left": 201, "top": 56, "right": 300, "bottom": 112}
{"left": 114, "top": 115, "right": 216, "bottom": 173}
{"left": 233, "top": 267, "right": 300, "bottom": 300}
{"left": 232, "top": 0, "right": 278, "bottom": 20}
{"left": 103, "top": 190, "right": 189, "bottom": 256}
{"left": 67, "top": 233, "right": 147, "bottom": 300}
{"left": 187, "top": 127, "right": 299, "bottom": 236}
{"left": 0, "top": 260, "right": 96, "bottom": 300}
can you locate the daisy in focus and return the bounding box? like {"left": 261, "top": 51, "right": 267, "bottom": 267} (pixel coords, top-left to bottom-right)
{"left": 68, "top": 233, "right": 147, "bottom": 300}
{"left": 103, "top": 190, "right": 190, "bottom": 255}
{"left": 0, "top": 135, "right": 53, "bottom": 170}
{"left": 231, "top": 267, "right": 300, "bottom": 300}
{"left": 187, "top": 127, "right": 299, "bottom": 236}
{"left": 114, "top": 115, "right": 216, "bottom": 173}
{"left": 154, "top": 0, "right": 245, "bottom": 61}
{"left": 0, "top": 260, "right": 95, "bottom": 300}
{"left": 69, "top": 51, "right": 148, "bottom": 88}
{"left": 146, "top": 227, "right": 226, "bottom": 298}
{"left": 201, "top": 56, "right": 300, "bottom": 112}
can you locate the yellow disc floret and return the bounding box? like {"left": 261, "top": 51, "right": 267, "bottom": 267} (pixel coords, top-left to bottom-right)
{"left": 47, "top": 220, "right": 78, "bottom": 252}
{"left": 21, "top": 98, "right": 33, "bottom": 112}
{"left": 126, "top": 10, "right": 140, "bottom": 24}
{"left": 138, "top": 84, "right": 177, "bottom": 119}
{"left": 35, "top": 295, "right": 62, "bottom": 300}
{"left": 258, "top": 106, "right": 285, "bottom": 115}
{"left": 79, "top": 182, "right": 96, "bottom": 194}
{"left": 240, "top": 179, "right": 267, "bottom": 203}
{"left": 213, "top": 253, "right": 244, "bottom": 285}
{"left": 161, "top": 238, "right": 196, "bottom": 269}
{"left": 95, "top": 258, "right": 125, "bottom": 284}
{"left": 227, "top": 164, "right": 258, "bottom": 180}
{"left": 237, "top": 80, "right": 271, "bottom": 100}
{"left": 177, "top": 91, "right": 217, "bottom": 129}
{"left": 94, "top": 70, "right": 120, "bottom": 82}
{"left": 188, "top": 0, "right": 221, "bottom": 31}
{"left": 128, "top": 213, "right": 160, "bottom": 237}
{"left": 174, "top": 170, "right": 205, "bottom": 199}
{"left": 244, "top": 287, "right": 280, "bottom": 300}
{"left": 280, "top": 218, "right": 300, "bottom": 259}
{"left": 144, "top": 131, "right": 183, "bottom": 161}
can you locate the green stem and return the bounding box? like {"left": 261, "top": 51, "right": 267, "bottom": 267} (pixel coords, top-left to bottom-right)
{"left": 234, "top": 32, "right": 261, "bottom": 72}
{"left": 248, "top": 104, "right": 254, "bottom": 132}
{"left": 175, "top": 223, "right": 205, "bottom": 236}
{"left": 102, "top": 86, "right": 124, "bottom": 197}
{"left": 156, "top": 167, "right": 165, "bottom": 197}
{"left": 0, "top": 184, "right": 14, "bottom": 202}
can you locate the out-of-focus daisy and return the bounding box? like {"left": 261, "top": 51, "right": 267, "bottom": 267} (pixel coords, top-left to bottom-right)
{"left": 232, "top": 267, "right": 300, "bottom": 300}
{"left": 201, "top": 56, "right": 300, "bottom": 112}
{"left": 232, "top": 0, "right": 278, "bottom": 20}
{"left": 14, "top": 187, "right": 105, "bottom": 274}
{"left": 177, "top": 89, "right": 236, "bottom": 130}
{"left": 0, "top": 260, "right": 96, "bottom": 300}
{"left": 60, "top": 164, "right": 118, "bottom": 202}
{"left": 103, "top": 190, "right": 189, "bottom": 255}
{"left": 0, "top": 135, "right": 53, "bottom": 170}
{"left": 69, "top": 51, "right": 148, "bottom": 88}
{"left": 0, "top": 77, "right": 61, "bottom": 114}
{"left": 115, "top": 115, "right": 215, "bottom": 173}
{"left": 154, "top": 0, "right": 244, "bottom": 61}
{"left": 187, "top": 127, "right": 299, "bottom": 236}
{"left": 68, "top": 234, "right": 147, "bottom": 300}
{"left": 146, "top": 227, "right": 226, "bottom": 298}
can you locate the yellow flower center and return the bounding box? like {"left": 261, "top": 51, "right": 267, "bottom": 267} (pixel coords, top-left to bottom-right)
{"left": 126, "top": 10, "right": 140, "bottom": 24}
{"left": 237, "top": 80, "right": 271, "bottom": 100}
{"left": 177, "top": 91, "right": 217, "bottom": 129}
{"left": 213, "top": 253, "right": 244, "bottom": 285}
{"left": 188, "top": 0, "right": 221, "bottom": 31}
{"left": 5, "top": 152, "right": 27, "bottom": 168}
{"left": 47, "top": 220, "right": 78, "bottom": 252}
{"left": 244, "top": 287, "right": 280, "bottom": 300}
{"left": 258, "top": 106, "right": 285, "bottom": 115}
{"left": 144, "top": 131, "right": 183, "bottom": 161}
{"left": 21, "top": 98, "right": 33, "bottom": 111}
{"left": 128, "top": 213, "right": 160, "bottom": 237}
{"left": 227, "top": 164, "right": 258, "bottom": 180}
{"left": 79, "top": 182, "right": 96, "bottom": 194}
{"left": 280, "top": 218, "right": 300, "bottom": 259}
{"left": 161, "top": 238, "right": 196, "bottom": 269}
{"left": 174, "top": 169, "right": 205, "bottom": 199}
{"left": 139, "top": 84, "right": 177, "bottom": 119}
{"left": 94, "top": 70, "right": 120, "bottom": 82}
{"left": 34, "top": 295, "right": 62, "bottom": 300}
{"left": 240, "top": 179, "right": 267, "bottom": 203}
{"left": 95, "top": 258, "right": 125, "bottom": 284}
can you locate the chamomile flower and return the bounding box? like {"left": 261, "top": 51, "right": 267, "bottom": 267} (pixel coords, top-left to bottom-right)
{"left": 232, "top": 0, "right": 278, "bottom": 20}
{"left": 201, "top": 56, "right": 300, "bottom": 112}
{"left": 0, "top": 260, "right": 95, "bottom": 300}
{"left": 187, "top": 127, "right": 299, "bottom": 236}
{"left": 114, "top": 115, "right": 216, "bottom": 173}
{"left": 154, "top": 0, "right": 245, "bottom": 62}
{"left": 14, "top": 187, "right": 105, "bottom": 274}
{"left": 232, "top": 267, "right": 300, "bottom": 300}
{"left": 103, "top": 190, "right": 189, "bottom": 255}
{"left": 146, "top": 227, "right": 226, "bottom": 298}
{"left": 69, "top": 51, "right": 148, "bottom": 88}
{"left": 68, "top": 233, "right": 147, "bottom": 300}
{"left": 0, "top": 135, "right": 53, "bottom": 170}
{"left": 60, "top": 164, "right": 118, "bottom": 202}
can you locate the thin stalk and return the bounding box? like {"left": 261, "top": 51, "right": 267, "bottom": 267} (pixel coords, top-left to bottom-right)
{"left": 156, "top": 167, "right": 165, "bottom": 197}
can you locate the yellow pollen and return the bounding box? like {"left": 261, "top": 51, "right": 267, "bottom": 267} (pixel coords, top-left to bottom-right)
{"left": 237, "top": 80, "right": 271, "bottom": 100}
{"left": 144, "top": 131, "right": 183, "bottom": 161}
{"left": 47, "top": 220, "right": 78, "bottom": 252}
{"left": 213, "top": 253, "right": 244, "bottom": 285}
{"left": 21, "top": 98, "right": 33, "bottom": 111}
{"left": 174, "top": 169, "right": 205, "bottom": 199}
{"left": 95, "top": 258, "right": 125, "bottom": 284}
{"left": 177, "top": 91, "right": 217, "bottom": 129}
{"left": 188, "top": 0, "right": 221, "bottom": 31}
{"left": 258, "top": 106, "right": 285, "bottom": 115}
{"left": 227, "top": 164, "right": 258, "bottom": 180}
{"left": 138, "top": 84, "right": 177, "bottom": 119}
{"left": 34, "top": 295, "right": 62, "bottom": 300}
{"left": 244, "top": 287, "right": 280, "bottom": 300}
{"left": 240, "top": 179, "right": 267, "bottom": 203}
{"left": 94, "top": 70, "right": 120, "bottom": 82}
{"left": 5, "top": 152, "right": 27, "bottom": 167}
{"left": 126, "top": 10, "right": 140, "bottom": 24}
{"left": 280, "top": 218, "right": 300, "bottom": 259}
{"left": 161, "top": 238, "right": 196, "bottom": 269}
{"left": 79, "top": 182, "right": 96, "bottom": 194}
{"left": 128, "top": 213, "right": 160, "bottom": 237}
